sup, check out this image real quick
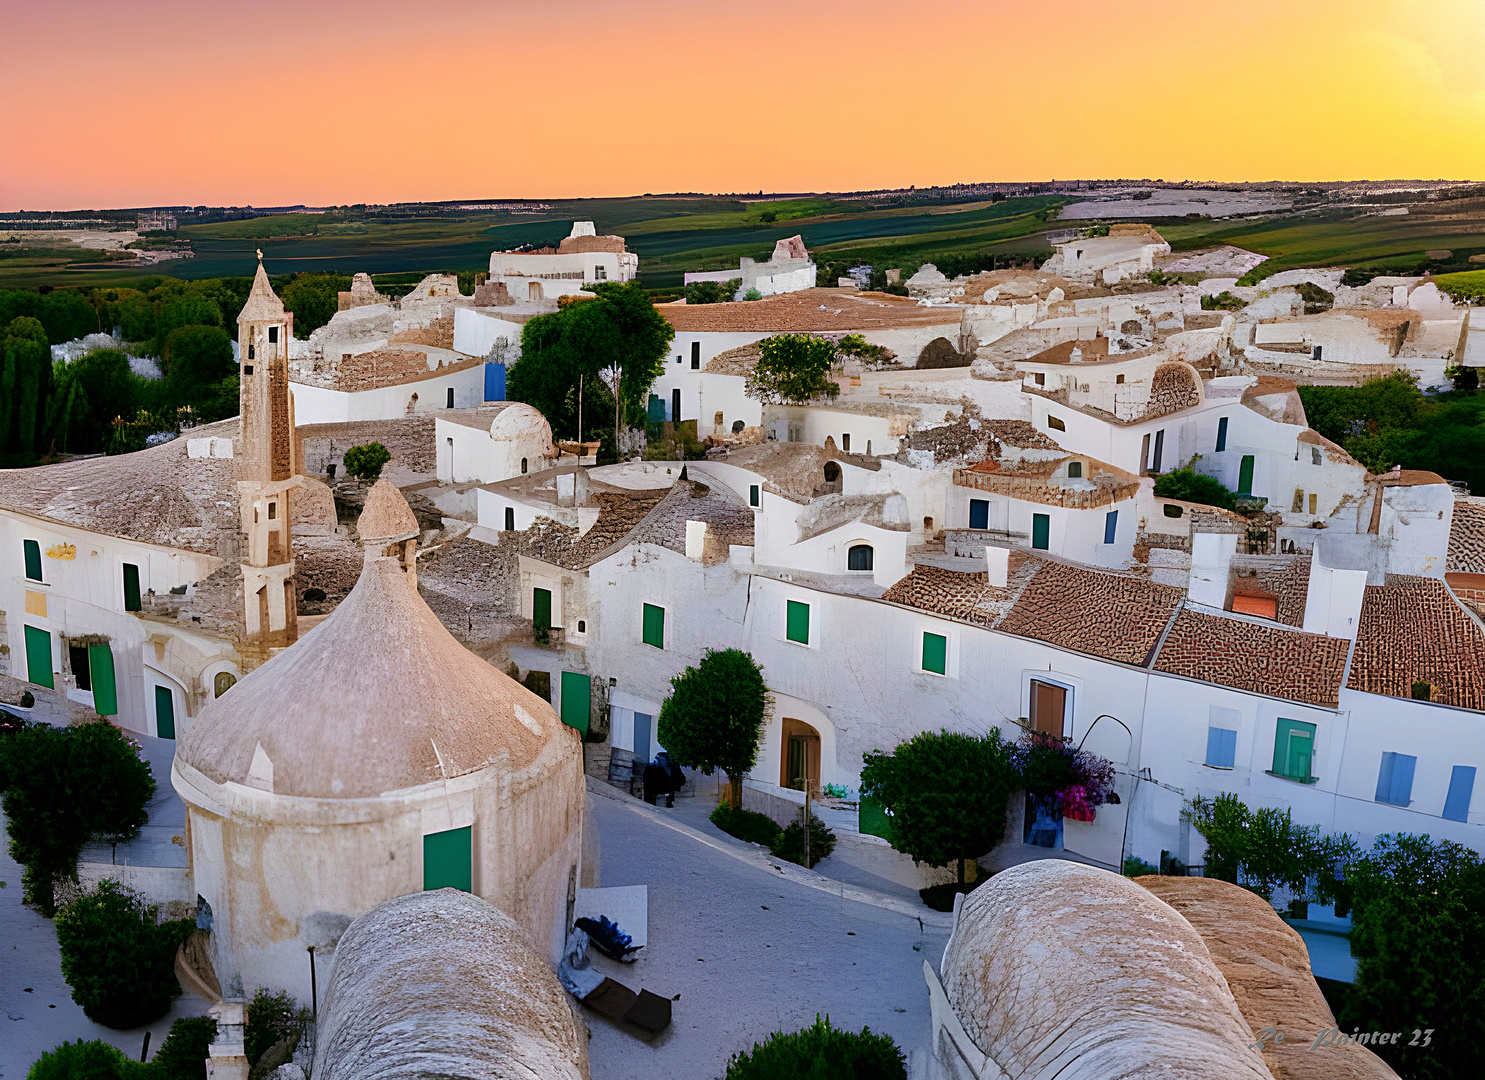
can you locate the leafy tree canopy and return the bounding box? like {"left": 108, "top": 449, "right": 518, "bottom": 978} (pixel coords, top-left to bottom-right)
{"left": 724, "top": 1015, "right": 906, "bottom": 1080}
{"left": 0, "top": 720, "right": 156, "bottom": 915}
{"left": 55, "top": 879, "right": 195, "bottom": 1028}
{"left": 343, "top": 440, "right": 391, "bottom": 480}
{"left": 1152, "top": 467, "right": 1238, "bottom": 510}
{"left": 744, "top": 333, "right": 841, "bottom": 405}
{"left": 860, "top": 728, "right": 1016, "bottom": 883}
{"left": 657, "top": 648, "right": 769, "bottom": 809}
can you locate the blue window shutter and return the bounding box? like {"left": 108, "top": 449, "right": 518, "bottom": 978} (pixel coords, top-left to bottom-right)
{"left": 1103, "top": 510, "right": 1118, "bottom": 545}
{"left": 1216, "top": 416, "right": 1228, "bottom": 453}
{"left": 1444, "top": 766, "right": 1476, "bottom": 822}
{"left": 1390, "top": 754, "right": 1416, "bottom": 806}
{"left": 969, "top": 499, "right": 989, "bottom": 530}
{"left": 1206, "top": 727, "right": 1236, "bottom": 768}
{"left": 1375, "top": 753, "right": 1396, "bottom": 802}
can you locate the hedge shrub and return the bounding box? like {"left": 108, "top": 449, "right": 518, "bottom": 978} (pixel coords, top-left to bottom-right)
{"left": 723, "top": 1015, "right": 907, "bottom": 1080}
{"left": 710, "top": 804, "right": 782, "bottom": 847}
{"left": 55, "top": 880, "right": 196, "bottom": 1028}
{"left": 770, "top": 812, "right": 836, "bottom": 869}
{"left": 27, "top": 1016, "right": 217, "bottom": 1080}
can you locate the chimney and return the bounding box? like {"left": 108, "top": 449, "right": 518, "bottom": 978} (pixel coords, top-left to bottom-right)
{"left": 1188, "top": 532, "right": 1237, "bottom": 608}
{"left": 1302, "top": 543, "right": 1368, "bottom": 639}
{"left": 685, "top": 520, "right": 707, "bottom": 560}
{"left": 986, "top": 545, "right": 1009, "bottom": 588}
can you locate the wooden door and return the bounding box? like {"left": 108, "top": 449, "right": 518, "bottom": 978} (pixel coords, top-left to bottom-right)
{"left": 1030, "top": 680, "right": 1067, "bottom": 739}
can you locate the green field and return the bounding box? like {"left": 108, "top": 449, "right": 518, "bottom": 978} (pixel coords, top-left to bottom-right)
{"left": 3, "top": 195, "right": 1069, "bottom": 290}
{"left": 11, "top": 187, "right": 1485, "bottom": 292}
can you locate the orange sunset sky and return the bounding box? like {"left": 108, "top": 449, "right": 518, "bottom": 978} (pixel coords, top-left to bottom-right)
{"left": 5, "top": 0, "right": 1485, "bottom": 210}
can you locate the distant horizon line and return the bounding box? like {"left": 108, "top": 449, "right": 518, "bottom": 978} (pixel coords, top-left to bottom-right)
{"left": 3, "top": 177, "right": 1480, "bottom": 216}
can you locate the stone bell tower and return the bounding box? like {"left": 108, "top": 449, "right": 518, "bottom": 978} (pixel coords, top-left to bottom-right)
{"left": 237, "top": 252, "right": 301, "bottom": 652}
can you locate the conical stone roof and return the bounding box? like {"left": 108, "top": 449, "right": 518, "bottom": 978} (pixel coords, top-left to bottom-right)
{"left": 177, "top": 555, "right": 565, "bottom": 799}
{"left": 357, "top": 479, "right": 419, "bottom": 544}
{"left": 237, "top": 253, "right": 287, "bottom": 324}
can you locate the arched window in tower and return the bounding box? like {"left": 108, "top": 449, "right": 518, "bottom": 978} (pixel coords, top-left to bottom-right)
{"left": 823, "top": 462, "right": 841, "bottom": 483}
{"left": 848, "top": 544, "right": 874, "bottom": 572}
{"left": 214, "top": 672, "right": 237, "bottom": 698}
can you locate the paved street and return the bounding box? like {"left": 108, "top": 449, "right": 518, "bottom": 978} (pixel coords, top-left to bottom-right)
{"left": 583, "top": 787, "right": 950, "bottom": 1080}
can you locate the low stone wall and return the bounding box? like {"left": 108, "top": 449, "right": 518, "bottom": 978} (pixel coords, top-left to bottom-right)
{"left": 77, "top": 861, "right": 194, "bottom": 909}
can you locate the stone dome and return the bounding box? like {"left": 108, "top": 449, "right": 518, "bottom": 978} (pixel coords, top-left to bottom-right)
{"left": 940, "top": 860, "right": 1271, "bottom": 1080}
{"left": 313, "top": 890, "right": 586, "bottom": 1080}
{"left": 177, "top": 554, "right": 565, "bottom": 799}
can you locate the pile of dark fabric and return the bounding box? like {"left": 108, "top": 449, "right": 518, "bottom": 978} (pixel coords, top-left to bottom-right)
{"left": 574, "top": 915, "right": 640, "bottom": 962}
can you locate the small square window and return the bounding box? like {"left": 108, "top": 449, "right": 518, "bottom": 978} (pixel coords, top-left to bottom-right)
{"left": 1034, "top": 372, "right": 1045, "bottom": 386}
{"left": 922, "top": 632, "right": 947, "bottom": 675}
{"left": 1116, "top": 373, "right": 1125, "bottom": 384}
{"left": 1067, "top": 461, "right": 1082, "bottom": 478}
{"left": 786, "top": 600, "right": 810, "bottom": 645}
{"left": 642, "top": 604, "right": 665, "bottom": 649}
{"left": 1047, "top": 415, "right": 1065, "bottom": 432}
{"left": 267, "top": 501, "right": 276, "bottom": 520}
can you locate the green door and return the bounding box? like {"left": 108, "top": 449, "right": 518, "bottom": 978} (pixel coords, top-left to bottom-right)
{"left": 423, "top": 826, "right": 473, "bottom": 892}
{"left": 1272, "top": 718, "right": 1315, "bottom": 779}
{"left": 560, "top": 671, "right": 591, "bottom": 736}
{"left": 154, "top": 685, "right": 176, "bottom": 739}
{"left": 89, "top": 645, "right": 118, "bottom": 716}
{"left": 533, "top": 587, "right": 552, "bottom": 631}
{"left": 24, "top": 625, "right": 52, "bottom": 688}
{"left": 1031, "top": 513, "right": 1050, "bottom": 550}
{"left": 1238, "top": 455, "right": 1255, "bottom": 496}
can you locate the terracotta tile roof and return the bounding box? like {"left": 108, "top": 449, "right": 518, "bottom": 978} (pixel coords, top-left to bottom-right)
{"left": 707, "top": 442, "right": 879, "bottom": 503}
{"left": 1448, "top": 497, "right": 1485, "bottom": 574}
{"left": 879, "top": 556, "right": 1037, "bottom": 627}
{"left": 995, "top": 560, "right": 1184, "bottom": 665}
{"left": 658, "top": 288, "right": 961, "bottom": 333}
{"left": 1346, "top": 576, "right": 1485, "bottom": 710}
{"left": 1154, "top": 608, "right": 1349, "bottom": 707}
{"left": 626, "top": 479, "right": 755, "bottom": 563}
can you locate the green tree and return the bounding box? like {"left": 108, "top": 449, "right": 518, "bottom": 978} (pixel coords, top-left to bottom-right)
{"left": 279, "top": 273, "right": 351, "bottom": 336}
{"left": 111, "top": 293, "right": 157, "bottom": 344}
{"left": 1181, "top": 792, "right": 1359, "bottom": 904}
{"left": 244, "top": 988, "right": 308, "bottom": 1066}
{"left": 859, "top": 729, "right": 1016, "bottom": 884}
{"left": 2, "top": 316, "right": 53, "bottom": 454}
{"left": 55, "top": 879, "right": 195, "bottom": 1028}
{"left": 1153, "top": 467, "right": 1238, "bottom": 509}
{"left": 508, "top": 282, "right": 672, "bottom": 451}
{"left": 1342, "top": 834, "right": 1485, "bottom": 1080}
{"left": 164, "top": 326, "right": 234, "bottom": 406}
{"left": 153, "top": 296, "right": 223, "bottom": 355}
{"left": 38, "top": 289, "right": 99, "bottom": 344}
{"left": 48, "top": 348, "right": 142, "bottom": 452}
{"left": 343, "top": 440, "right": 391, "bottom": 480}
{"left": 147, "top": 1016, "right": 218, "bottom": 1080}
{"left": 745, "top": 334, "right": 841, "bottom": 405}
{"left": 0, "top": 720, "right": 155, "bottom": 915}
{"left": 683, "top": 278, "right": 740, "bottom": 305}
{"left": 657, "top": 649, "right": 769, "bottom": 810}
{"left": 724, "top": 1015, "right": 906, "bottom": 1080}
{"left": 25, "top": 1039, "right": 143, "bottom": 1080}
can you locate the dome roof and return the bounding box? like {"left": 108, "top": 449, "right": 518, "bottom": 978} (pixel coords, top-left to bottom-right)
{"left": 313, "top": 890, "right": 586, "bottom": 1080}
{"left": 940, "top": 860, "right": 1270, "bottom": 1080}
{"left": 177, "top": 554, "right": 566, "bottom": 799}
{"left": 357, "top": 478, "right": 418, "bottom": 543}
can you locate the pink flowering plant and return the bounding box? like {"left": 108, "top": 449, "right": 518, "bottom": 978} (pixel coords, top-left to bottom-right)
{"left": 1012, "top": 731, "right": 1116, "bottom": 821}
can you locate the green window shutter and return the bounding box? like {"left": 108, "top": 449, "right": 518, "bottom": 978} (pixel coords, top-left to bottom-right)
{"left": 786, "top": 600, "right": 810, "bottom": 644}
{"left": 922, "top": 632, "right": 947, "bottom": 675}
{"left": 1272, "top": 718, "right": 1316, "bottom": 779}
{"left": 123, "top": 563, "right": 142, "bottom": 612}
{"left": 24, "top": 539, "right": 42, "bottom": 581}
{"left": 642, "top": 603, "right": 664, "bottom": 649}
{"left": 533, "top": 587, "right": 552, "bottom": 631}
{"left": 89, "top": 645, "right": 118, "bottom": 716}
{"left": 1238, "top": 455, "right": 1255, "bottom": 496}
{"left": 858, "top": 794, "right": 892, "bottom": 841}
{"left": 423, "top": 826, "right": 473, "bottom": 892}
{"left": 1032, "top": 513, "right": 1050, "bottom": 550}
{"left": 749, "top": 484, "right": 760, "bottom": 507}
{"left": 24, "top": 625, "right": 53, "bottom": 688}
{"left": 560, "top": 671, "right": 591, "bottom": 736}
{"left": 154, "top": 685, "right": 176, "bottom": 739}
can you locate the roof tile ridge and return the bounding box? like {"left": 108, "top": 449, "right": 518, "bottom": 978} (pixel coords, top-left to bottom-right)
{"left": 1145, "top": 594, "right": 1190, "bottom": 669}
{"left": 987, "top": 555, "right": 1046, "bottom": 631}
{"left": 575, "top": 482, "right": 687, "bottom": 568}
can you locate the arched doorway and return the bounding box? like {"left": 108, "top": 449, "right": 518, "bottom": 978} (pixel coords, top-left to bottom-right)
{"left": 780, "top": 718, "right": 821, "bottom": 793}
{"left": 528, "top": 281, "right": 544, "bottom": 301}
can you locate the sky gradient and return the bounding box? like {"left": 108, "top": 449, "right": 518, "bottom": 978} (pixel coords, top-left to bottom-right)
{"left": 5, "top": 0, "right": 1485, "bottom": 210}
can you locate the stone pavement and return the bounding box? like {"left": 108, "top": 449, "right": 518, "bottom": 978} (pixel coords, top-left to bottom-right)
{"left": 583, "top": 785, "right": 950, "bottom": 1080}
